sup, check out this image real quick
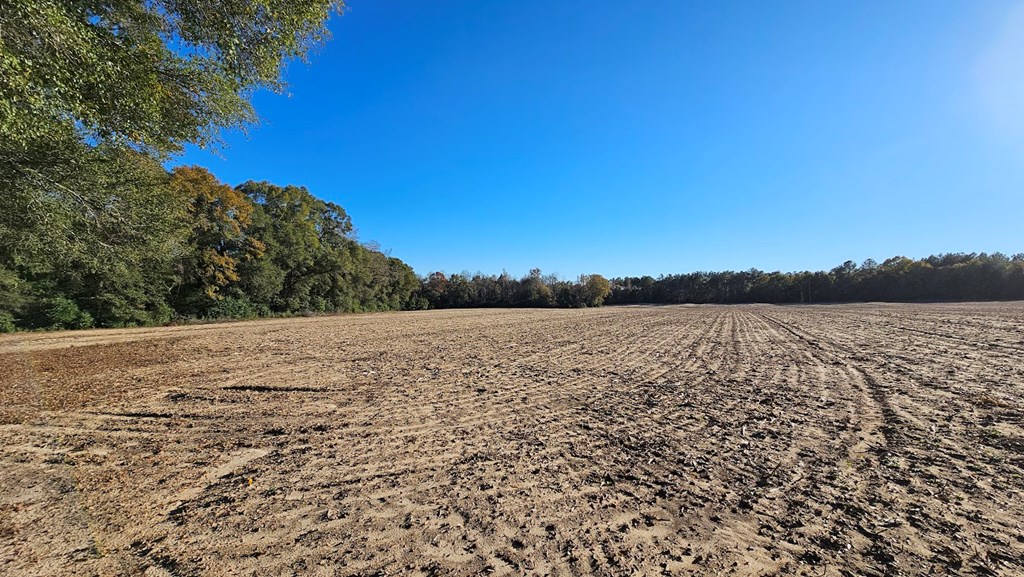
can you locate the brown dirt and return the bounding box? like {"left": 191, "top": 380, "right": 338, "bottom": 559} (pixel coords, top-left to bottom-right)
{"left": 1, "top": 304, "right": 1022, "bottom": 576}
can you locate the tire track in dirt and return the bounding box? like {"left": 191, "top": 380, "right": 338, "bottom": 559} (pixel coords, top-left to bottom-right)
{"left": 761, "top": 307, "right": 1024, "bottom": 576}
{"left": 754, "top": 311, "right": 914, "bottom": 575}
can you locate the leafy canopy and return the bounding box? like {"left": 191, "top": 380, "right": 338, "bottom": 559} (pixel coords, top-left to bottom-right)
{"left": 0, "top": 0, "right": 344, "bottom": 155}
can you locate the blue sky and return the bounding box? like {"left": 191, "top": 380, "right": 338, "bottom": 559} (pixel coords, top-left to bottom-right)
{"left": 177, "top": 0, "right": 1024, "bottom": 279}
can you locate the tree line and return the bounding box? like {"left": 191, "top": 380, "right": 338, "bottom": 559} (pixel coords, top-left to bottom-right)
{"left": 607, "top": 253, "right": 1024, "bottom": 305}
{"left": 0, "top": 146, "right": 614, "bottom": 331}
{"left": 420, "top": 270, "right": 612, "bottom": 309}
{"left": 0, "top": 160, "right": 423, "bottom": 331}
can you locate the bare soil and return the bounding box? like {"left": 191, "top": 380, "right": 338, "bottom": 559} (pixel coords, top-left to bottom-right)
{"left": 1, "top": 304, "right": 1023, "bottom": 576}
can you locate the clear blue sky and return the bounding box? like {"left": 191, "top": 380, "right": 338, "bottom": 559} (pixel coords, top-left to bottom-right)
{"left": 177, "top": 0, "right": 1024, "bottom": 279}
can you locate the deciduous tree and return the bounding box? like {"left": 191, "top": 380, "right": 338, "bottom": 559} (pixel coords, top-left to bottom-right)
{"left": 170, "top": 166, "right": 263, "bottom": 309}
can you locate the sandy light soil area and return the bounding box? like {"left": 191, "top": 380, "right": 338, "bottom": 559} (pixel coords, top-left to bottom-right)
{"left": 1, "top": 303, "right": 1022, "bottom": 576}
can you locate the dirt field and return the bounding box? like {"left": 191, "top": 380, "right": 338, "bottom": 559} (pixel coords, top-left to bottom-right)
{"left": 1, "top": 304, "right": 1023, "bottom": 576}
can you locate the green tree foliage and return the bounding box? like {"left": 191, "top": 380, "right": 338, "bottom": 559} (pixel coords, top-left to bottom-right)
{"left": 224, "top": 180, "right": 418, "bottom": 316}
{"left": 0, "top": 144, "right": 186, "bottom": 328}
{"left": 0, "top": 164, "right": 423, "bottom": 329}
{"left": 519, "top": 268, "right": 554, "bottom": 307}
{"left": 1, "top": 0, "right": 343, "bottom": 155}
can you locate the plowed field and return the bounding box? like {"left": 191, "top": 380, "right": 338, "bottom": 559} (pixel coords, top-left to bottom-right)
{"left": 1, "top": 304, "right": 1023, "bottom": 576}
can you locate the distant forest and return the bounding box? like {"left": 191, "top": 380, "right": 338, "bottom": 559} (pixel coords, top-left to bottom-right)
{"left": 605, "top": 253, "right": 1024, "bottom": 305}
{"left": 420, "top": 253, "right": 1024, "bottom": 310}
